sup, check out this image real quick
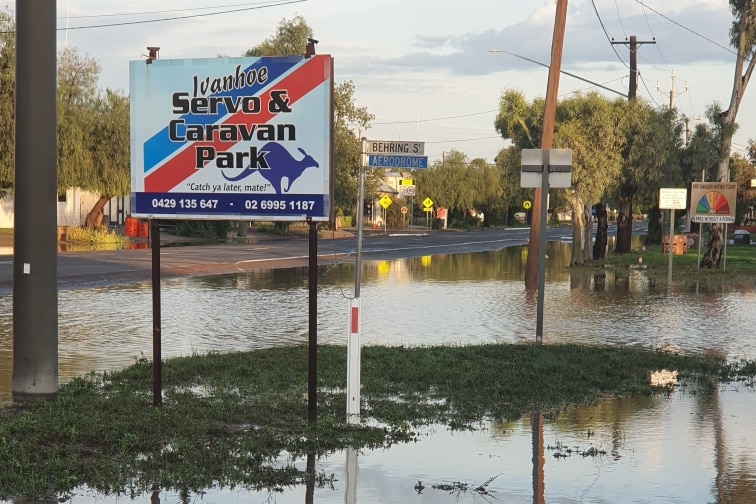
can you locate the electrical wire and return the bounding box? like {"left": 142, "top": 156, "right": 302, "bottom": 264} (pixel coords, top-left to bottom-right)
{"left": 0, "top": 0, "right": 307, "bottom": 33}
{"left": 614, "top": 0, "right": 628, "bottom": 38}
{"left": 633, "top": 0, "right": 747, "bottom": 61}
{"left": 60, "top": 1, "right": 279, "bottom": 20}
{"left": 590, "top": 0, "right": 630, "bottom": 69}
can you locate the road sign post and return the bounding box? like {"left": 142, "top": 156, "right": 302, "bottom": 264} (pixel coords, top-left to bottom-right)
{"left": 659, "top": 188, "right": 687, "bottom": 288}
{"left": 520, "top": 149, "right": 572, "bottom": 345}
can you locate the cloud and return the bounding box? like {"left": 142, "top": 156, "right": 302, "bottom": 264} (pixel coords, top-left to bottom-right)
{"left": 356, "top": 2, "right": 733, "bottom": 77}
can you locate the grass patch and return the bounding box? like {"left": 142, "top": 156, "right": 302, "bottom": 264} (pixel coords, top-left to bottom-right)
{"left": 64, "top": 226, "right": 131, "bottom": 247}
{"left": 581, "top": 242, "right": 756, "bottom": 286}
{"left": 0, "top": 343, "right": 753, "bottom": 501}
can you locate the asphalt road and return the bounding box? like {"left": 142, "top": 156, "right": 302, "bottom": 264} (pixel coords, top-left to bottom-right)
{"left": 0, "top": 222, "right": 646, "bottom": 293}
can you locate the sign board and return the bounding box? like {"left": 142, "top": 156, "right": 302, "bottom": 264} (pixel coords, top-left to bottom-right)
{"left": 400, "top": 206, "right": 407, "bottom": 214}
{"left": 523, "top": 200, "right": 532, "bottom": 210}
{"left": 379, "top": 195, "right": 392, "bottom": 209}
{"left": 422, "top": 197, "right": 434, "bottom": 208}
{"left": 366, "top": 140, "right": 424, "bottom": 156}
{"left": 520, "top": 148, "right": 572, "bottom": 188}
{"left": 398, "top": 185, "right": 416, "bottom": 197}
{"left": 400, "top": 179, "right": 415, "bottom": 186}
{"left": 690, "top": 182, "right": 736, "bottom": 223}
{"left": 367, "top": 155, "right": 428, "bottom": 169}
{"left": 129, "top": 55, "right": 333, "bottom": 221}
{"left": 659, "top": 188, "right": 687, "bottom": 209}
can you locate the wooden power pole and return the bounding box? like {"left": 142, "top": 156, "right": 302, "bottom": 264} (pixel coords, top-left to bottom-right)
{"left": 525, "top": 0, "right": 568, "bottom": 291}
{"left": 611, "top": 35, "right": 656, "bottom": 99}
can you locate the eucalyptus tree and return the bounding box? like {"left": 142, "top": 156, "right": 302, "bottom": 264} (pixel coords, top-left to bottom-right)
{"left": 552, "top": 93, "right": 625, "bottom": 265}
{"left": 714, "top": 0, "right": 756, "bottom": 183}
{"left": 496, "top": 90, "right": 625, "bottom": 265}
{"left": 56, "top": 47, "right": 99, "bottom": 193}
{"left": 494, "top": 146, "right": 534, "bottom": 224}
{"left": 0, "top": 11, "right": 15, "bottom": 194}
{"left": 729, "top": 153, "right": 756, "bottom": 224}
{"left": 81, "top": 90, "right": 130, "bottom": 227}
{"left": 245, "top": 16, "right": 376, "bottom": 220}
{"left": 414, "top": 150, "right": 501, "bottom": 224}
{"left": 614, "top": 101, "right": 685, "bottom": 252}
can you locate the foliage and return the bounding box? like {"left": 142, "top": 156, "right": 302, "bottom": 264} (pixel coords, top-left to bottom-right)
{"left": 245, "top": 16, "right": 377, "bottom": 217}
{"left": 63, "top": 226, "right": 130, "bottom": 246}
{"left": 0, "top": 10, "right": 15, "bottom": 195}
{"left": 174, "top": 220, "right": 231, "bottom": 242}
{"left": 415, "top": 150, "right": 502, "bottom": 225}
{"left": 1, "top": 344, "right": 752, "bottom": 500}
{"left": 711, "top": 0, "right": 756, "bottom": 182}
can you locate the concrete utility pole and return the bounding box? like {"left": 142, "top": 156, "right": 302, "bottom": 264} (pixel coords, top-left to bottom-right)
{"left": 657, "top": 71, "right": 688, "bottom": 111}
{"left": 13, "top": 0, "right": 58, "bottom": 400}
{"left": 525, "top": 0, "right": 568, "bottom": 291}
{"left": 611, "top": 35, "right": 656, "bottom": 99}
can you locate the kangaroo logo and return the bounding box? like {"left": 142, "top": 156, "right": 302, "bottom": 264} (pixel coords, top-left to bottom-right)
{"left": 221, "top": 142, "right": 319, "bottom": 194}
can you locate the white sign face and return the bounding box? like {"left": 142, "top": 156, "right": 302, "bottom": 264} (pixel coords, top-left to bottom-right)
{"left": 366, "top": 140, "right": 424, "bottom": 156}
{"left": 659, "top": 188, "right": 687, "bottom": 209}
{"left": 129, "top": 55, "right": 333, "bottom": 221}
{"left": 520, "top": 148, "right": 572, "bottom": 188}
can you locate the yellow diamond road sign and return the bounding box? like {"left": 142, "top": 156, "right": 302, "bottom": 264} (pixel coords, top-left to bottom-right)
{"left": 379, "top": 195, "right": 392, "bottom": 209}
{"left": 422, "top": 197, "right": 434, "bottom": 208}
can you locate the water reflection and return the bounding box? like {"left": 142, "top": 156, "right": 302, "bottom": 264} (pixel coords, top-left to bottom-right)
{"left": 1, "top": 241, "right": 755, "bottom": 503}
{"left": 2, "top": 241, "right": 756, "bottom": 406}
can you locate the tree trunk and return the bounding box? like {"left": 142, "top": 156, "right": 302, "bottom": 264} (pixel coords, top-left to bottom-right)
{"left": 568, "top": 197, "right": 585, "bottom": 266}
{"left": 614, "top": 195, "right": 633, "bottom": 254}
{"left": 700, "top": 223, "right": 723, "bottom": 269}
{"left": 645, "top": 206, "right": 662, "bottom": 245}
{"left": 581, "top": 204, "right": 592, "bottom": 263}
{"left": 592, "top": 203, "right": 608, "bottom": 259}
{"left": 84, "top": 196, "right": 110, "bottom": 228}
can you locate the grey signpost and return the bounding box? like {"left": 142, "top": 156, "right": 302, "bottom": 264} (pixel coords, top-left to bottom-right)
{"left": 521, "top": 149, "right": 572, "bottom": 344}
{"left": 347, "top": 139, "right": 426, "bottom": 424}
{"left": 659, "top": 188, "right": 687, "bottom": 287}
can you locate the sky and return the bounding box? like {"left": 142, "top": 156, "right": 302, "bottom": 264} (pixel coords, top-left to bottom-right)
{"left": 5, "top": 0, "right": 754, "bottom": 165}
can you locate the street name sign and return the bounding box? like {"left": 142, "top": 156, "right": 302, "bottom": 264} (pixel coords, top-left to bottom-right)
{"left": 366, "top": 140, "right": 424, "bottom": 156}
{"left": 367, "top": 155, "right": 428, "bottom": 169}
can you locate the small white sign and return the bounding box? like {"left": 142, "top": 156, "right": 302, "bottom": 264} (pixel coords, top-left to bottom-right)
{"left": 366, "top": 140, "right": 424, "bottom": 156}
{"left": 659, "top": 188, "right": 687, "bottom": 209}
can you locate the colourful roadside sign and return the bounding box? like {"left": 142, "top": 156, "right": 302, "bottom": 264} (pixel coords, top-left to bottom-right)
{"left": 379, "top": 195, "right": 392, "bottom": 209}
{"left": 422, "top": 197, "right": 434, "bottom": 208}
{"left": 129, "top": 55, "right": 333, "bottom": 221}
{"left": 690, "top": 182, "right": 736, "bottom": 223}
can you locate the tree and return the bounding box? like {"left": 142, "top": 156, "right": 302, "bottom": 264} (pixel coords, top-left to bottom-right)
{"left": 715, "top": 0, "right": 756, "bottom": 183}
{"left": 614, "top": 102, "right": 684, "bottom": 252}
{"left": 245, "top": 16, "right": 376, "bottom": 224}
{"left": 496, "top": 90, "right": 625, "bottom": 265}
{"left": 0, "top": 10, "right": 15, "bottom": 194}
{"left": 82, "top": 90, "right": 130, "bottom": 227}
{"left": 244, "top": 15, "right": 313, "bottom": 57}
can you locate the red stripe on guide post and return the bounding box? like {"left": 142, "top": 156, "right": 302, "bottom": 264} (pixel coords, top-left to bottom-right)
{"left": 351, "top": 306, "right": 359, "bottom": 334}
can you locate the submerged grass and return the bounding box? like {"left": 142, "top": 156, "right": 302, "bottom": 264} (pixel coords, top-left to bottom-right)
{"left": 0, "top": 343, "right": 754, "bottom": 500}
{"left": 582, "top": 242, "right": 756, "bottom": 286}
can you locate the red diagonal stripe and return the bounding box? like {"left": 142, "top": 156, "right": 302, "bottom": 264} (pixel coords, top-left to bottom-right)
{"left": 145, "top": 56, "right": 330, "bottom": 193}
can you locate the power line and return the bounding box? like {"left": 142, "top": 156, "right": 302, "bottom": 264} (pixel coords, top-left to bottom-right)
{"left": 0, "top": 0, "right": 307, "bottom": 33}
{"left": 60, "top": 1, "right": 277, "bottom": 20}
{"left": 633, "top": 0, "right": 746, "bottom": 61}
{"left": 488, "top": 49, "right": 626, "bottom": 97}
{"left": 590, "top": 0, "right": 630, "bottom": 69}
{"left": 613, "top": 0, "right": 628, "bottom": 38}
{"left": 372, "top": 110, "right": 495, "bottom": 125}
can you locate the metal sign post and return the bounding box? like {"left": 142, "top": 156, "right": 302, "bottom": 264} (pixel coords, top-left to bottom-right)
{"left": 659, "top": 188, "right": 687, "bottom": 287}
{"left": 521, "top": 149, "right": 572, "bottom": 345}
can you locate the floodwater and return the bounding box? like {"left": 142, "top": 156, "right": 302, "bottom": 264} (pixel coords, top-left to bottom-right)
{"left": 1, "top": 240, "right": 755, "bottom": 503}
